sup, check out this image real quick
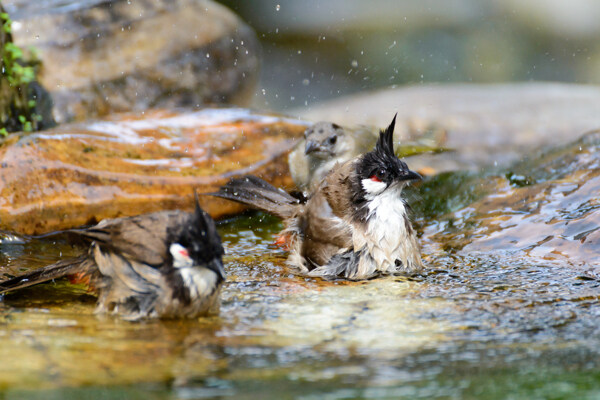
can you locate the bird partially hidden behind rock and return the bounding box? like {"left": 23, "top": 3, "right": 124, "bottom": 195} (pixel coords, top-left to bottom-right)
{"left": 289, "top": 121, "right": 378, "bottom": 194}
{"left": 0, "top": 198, "right": 225, "bottom": 321}
{"left": 210, "top": 115, "right": 423, "bottom": 280}
{"left": 289, "top": 119, "right": 449, "bottom": 194}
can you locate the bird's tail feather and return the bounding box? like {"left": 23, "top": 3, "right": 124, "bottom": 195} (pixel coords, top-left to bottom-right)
{"left": 207, "top": 175, "right": 300, "bottom": 219}
{"left": 0, "top": 254, "right": 91, "bottom": 294}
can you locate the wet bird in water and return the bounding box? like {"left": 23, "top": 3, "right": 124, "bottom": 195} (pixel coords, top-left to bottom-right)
{"left": 0, "top": 200, "right": 225, "bottom": 321}
{"left": 288, "top": 121, "right": 377, "bottom": 193}
{"left": 210, "top": 115, "right": 423, "bottom": 280}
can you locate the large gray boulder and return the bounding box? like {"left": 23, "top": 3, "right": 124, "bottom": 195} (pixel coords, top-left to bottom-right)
{"left": 4, "top": 0, "right": 260, "bottom": 123}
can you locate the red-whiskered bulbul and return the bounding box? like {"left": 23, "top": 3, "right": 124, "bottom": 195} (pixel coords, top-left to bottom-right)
{"left": 211, "top": 115, "right": 423, "bottom": 280}
{"left": 0, "top": 200, "right": 225, "bottom": 321}
{"left": 289, "top": 122, "right": 377, "bottom": 193}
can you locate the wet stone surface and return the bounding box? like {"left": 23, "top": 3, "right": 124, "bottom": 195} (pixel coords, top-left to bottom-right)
{"left": 296, "top": 83, "right": 600, "bottom": 174}
{"left": 418, "top": 129, "right": 600, "bottom": 276}
{"left": 0, "top": 127, "right": 599, "bottom": 398}
{"left": 0, "top": 107, "right": 307, "bottom": 234}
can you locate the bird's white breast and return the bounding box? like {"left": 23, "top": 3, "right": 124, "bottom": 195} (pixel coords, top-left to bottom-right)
{"left": 179, "top": 268, "right": 218, "bottom": 300}
{"left": 353, "top": 183, "right": 417, "bottom": 275}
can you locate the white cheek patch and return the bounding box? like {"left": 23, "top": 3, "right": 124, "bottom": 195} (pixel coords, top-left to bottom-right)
{"left": 361, "top": 178, "right": 387, "bottom": 196}
{"left": 170, "top": 243, "right": 194, "bottom": 269}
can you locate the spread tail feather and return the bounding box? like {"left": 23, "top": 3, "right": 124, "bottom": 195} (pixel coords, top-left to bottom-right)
{"left": 207, "top": 175, "right": 300, "bottom": 219}
{"left": 0, "top": 254, "right": 91, "bottom": 294}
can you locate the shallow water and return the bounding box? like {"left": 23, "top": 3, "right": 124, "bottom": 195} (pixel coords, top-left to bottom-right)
{"left": 1, "top": 133, "right": 599, "bottom": 399}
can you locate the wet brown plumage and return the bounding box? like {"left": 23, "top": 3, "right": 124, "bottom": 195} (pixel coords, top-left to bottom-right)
{"left": 210, "top": 115, "right": 424, "bottom": 280}
{"left": 0, "top": 203, "right": 225, "bottom": 321}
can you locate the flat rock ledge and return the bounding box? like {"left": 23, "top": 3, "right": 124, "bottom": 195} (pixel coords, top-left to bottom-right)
{"left": 0, "top": 108, "right": 307, "bottom": 234}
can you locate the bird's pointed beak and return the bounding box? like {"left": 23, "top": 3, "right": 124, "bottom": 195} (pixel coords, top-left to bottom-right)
{"left": 209, "top": 258, "right": 226, "bottom": 280}
{"left": 401, "top": 169, "right": 422, "bottom": 182}
{"left": 305, "top": 140, "right": 320, "bottom": 154}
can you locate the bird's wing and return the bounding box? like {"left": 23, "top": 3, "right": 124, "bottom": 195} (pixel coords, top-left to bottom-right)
{"left": 0, "top": 254, "right": 93, "bottom": 294}
{"left": 73, "top": 211, "right": 191, "bottom": 267}
{"left": 206, "top": 175, "right": 300, "bottom": 219}
{"left": 320, "top": 160, "right": 356, "bottom": 219}
{"left": 91, "top": 243, "right": 170, "bottom": 320}
{"left": 298, "top": 162, "right": 356, "bottom": 267}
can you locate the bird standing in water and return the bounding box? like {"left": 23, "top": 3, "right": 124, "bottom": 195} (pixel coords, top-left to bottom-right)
{"left": 0, "top": 200, "right": 225, "bottom": 321}
{"left": 211, "top": 115, "right": 423, "bottom": 280}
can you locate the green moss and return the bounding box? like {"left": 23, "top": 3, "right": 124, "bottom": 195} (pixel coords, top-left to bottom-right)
{"left": 0, "top": 10, "right": 43, "bottom": 134}
{"left": 407, "top": 171, "right": 486, "bottom": 219}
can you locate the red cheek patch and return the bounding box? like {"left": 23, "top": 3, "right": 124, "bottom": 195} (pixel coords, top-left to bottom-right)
{"left": 370, "top": 175, "right": 381, "bottom": 182}
{"left": 179, "top": 249, "right": 189, "bottom": 258}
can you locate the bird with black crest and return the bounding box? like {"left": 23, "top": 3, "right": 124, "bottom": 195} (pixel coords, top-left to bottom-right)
{"left": 209, "top": 115, "right": 423, "bottom": 280}
{"left": 0, "top": 197, "right": 225, "bottom": 321}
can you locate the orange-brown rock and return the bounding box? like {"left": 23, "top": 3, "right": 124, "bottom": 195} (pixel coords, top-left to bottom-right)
{"left": 0, "top": 108, "right": 307, "bottom": 234}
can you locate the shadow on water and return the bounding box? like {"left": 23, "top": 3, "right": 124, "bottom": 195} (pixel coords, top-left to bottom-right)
{"left": 1, "top": 131, "right": 600, "bottom": 399}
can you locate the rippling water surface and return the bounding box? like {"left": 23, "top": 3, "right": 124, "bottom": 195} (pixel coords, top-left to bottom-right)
{"left": 1, "top": 132, "right": 599, "bottom": 399}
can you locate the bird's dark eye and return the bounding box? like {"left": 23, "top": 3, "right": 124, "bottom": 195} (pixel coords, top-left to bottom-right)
{"left": 370, "top": 168, "right": 387, "bottom": 182}
{"left": 328, "top": 135, "right": 337, "bottom": 145}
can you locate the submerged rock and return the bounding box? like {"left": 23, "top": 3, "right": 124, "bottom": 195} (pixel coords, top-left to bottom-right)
{"left": 3, "top": 0, "right": 260, "bottom": 123}
{"left": 420, "top": 130, "right": 600, "bottom": 275}
{"left": 0, "top": 108, "right": 307, "bottom": 234}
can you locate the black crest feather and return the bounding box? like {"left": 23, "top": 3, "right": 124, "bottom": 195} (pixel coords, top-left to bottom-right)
{"left": 377, "top": 113, "right": 396, "bottom": 157}
{"left": 166, "top": 193, "right": 224, "bottom": 279}
{"left": 351, "top": 113, "right": 421, "bottom": 222}
{"left": 357, "top": 114, "right": 400, "bottom": 180}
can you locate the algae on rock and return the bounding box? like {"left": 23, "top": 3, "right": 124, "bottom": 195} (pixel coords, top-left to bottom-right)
{"left": 0, "top": 6, "right": 53, "bottom": 134}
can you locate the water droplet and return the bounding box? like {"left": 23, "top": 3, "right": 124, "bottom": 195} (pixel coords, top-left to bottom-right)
{"left": 351, "top": 60, "right": 358, "bottom": 68}
{"left": 276, "top": 4, "right": 281, "bottom": 11}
